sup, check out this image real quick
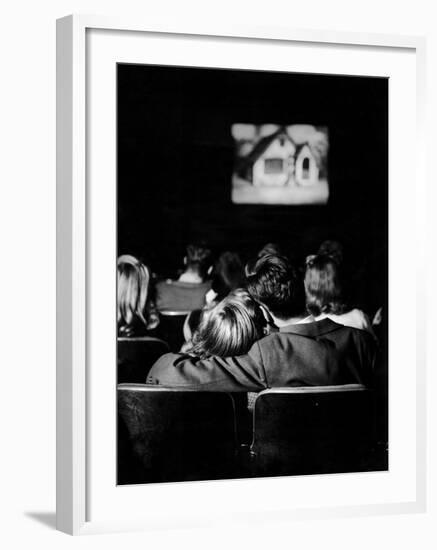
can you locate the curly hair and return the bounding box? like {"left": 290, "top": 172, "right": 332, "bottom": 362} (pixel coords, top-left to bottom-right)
{"left": 245, "top": 254, "right": 305, "bottom": 320}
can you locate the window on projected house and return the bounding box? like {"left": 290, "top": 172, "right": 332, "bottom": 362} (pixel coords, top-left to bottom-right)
{"left": 264, "top": 158, "right": 283, "bottom": 174}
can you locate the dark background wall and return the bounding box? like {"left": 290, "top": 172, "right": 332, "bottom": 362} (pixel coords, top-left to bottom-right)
{"left": 117, "top": 64, "right": 388, "bottom": 314}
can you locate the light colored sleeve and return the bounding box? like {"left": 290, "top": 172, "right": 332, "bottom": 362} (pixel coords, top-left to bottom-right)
{"left": 353, "top": 309, "right": 377, "bottom": 339}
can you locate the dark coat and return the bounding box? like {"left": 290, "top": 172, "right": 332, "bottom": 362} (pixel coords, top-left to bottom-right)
{"left": 146, "top": 319, "right": 376, "bottom": 391}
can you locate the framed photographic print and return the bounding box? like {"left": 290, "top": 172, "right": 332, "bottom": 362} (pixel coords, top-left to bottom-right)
{"left": 56, "top": 15, "right": 426, "bottom": 535}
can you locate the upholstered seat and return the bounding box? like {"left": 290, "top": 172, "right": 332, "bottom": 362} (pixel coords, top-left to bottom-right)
{"left": 157, "top": 312, "right": 190, "bottom": 352}
{"left": 249, "top": 384, "right": 380, "bottom": 477}
{"left": 117, "top": 384, "right": 238, "bottom": 484}
{"left": 117, "top": 337, "right": 170, "bottom": 383}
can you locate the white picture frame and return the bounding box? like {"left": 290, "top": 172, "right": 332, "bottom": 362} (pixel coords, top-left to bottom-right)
{"left": 56, "top": 14, "right": 427, "bottom": 535}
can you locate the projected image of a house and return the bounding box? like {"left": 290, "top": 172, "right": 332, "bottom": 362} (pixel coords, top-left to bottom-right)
{"left": 232, "top": 124, "right": 329, "bottom": 205}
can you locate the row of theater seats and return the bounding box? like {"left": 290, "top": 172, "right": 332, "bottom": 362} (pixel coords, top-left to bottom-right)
{"left": 156, "top": 311, "right": 190, "bottom": 352}
{"left": 117, "top": 313, "right": 190, "bottom": 384}
{"left": 117, "top": 384, "right": 388, "bottom": 485}
{"left": 118, "top": 337, "right": 170, "bottom": 383}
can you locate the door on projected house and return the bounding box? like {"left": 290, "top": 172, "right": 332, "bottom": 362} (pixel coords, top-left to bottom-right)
{"left": 295, "top": 144, "right": 319, "bottom": 186}
{"left": 302, "top": 157, "right": 310, "bottom": 179}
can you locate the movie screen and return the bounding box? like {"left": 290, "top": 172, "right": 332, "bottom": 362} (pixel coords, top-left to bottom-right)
{"left": 232, "top": 124, "right": 329, "bottom": 205}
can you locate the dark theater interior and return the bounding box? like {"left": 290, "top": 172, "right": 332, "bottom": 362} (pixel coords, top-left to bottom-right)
{"left": 116, "top": 63, "right": 388, "bottom": 485}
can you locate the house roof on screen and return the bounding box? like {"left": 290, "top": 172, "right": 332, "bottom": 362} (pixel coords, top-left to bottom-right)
{"left": 236, "top": 128, "right": 295, "bottom": 175}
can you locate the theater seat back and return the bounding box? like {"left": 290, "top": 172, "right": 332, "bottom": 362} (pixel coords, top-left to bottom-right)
{"left": 250, "top": 384, "right": 375, "bottom": 476}
{"left": 158, "top": 312, "right": 190, "bottom": 352}
{"left": 118, "top": 385, "right": 238, "bottom": 484}
{"left": 117, "top": 337, "right": 170, "bottom": 383}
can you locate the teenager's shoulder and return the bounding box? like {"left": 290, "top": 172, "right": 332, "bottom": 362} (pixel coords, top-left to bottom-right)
{"left": 327, "top": 308, "right": 371, "bottom": 332}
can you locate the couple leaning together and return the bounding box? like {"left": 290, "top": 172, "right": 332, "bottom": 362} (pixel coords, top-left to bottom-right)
{"left": 147, "top": 254, "right": 376, "bottom": 391}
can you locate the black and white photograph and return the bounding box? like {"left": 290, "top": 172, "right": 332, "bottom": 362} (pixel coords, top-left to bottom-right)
{"left": 116, "top": 63, "right": 389, "bottom": 485}
{"left": 2, "top": 0, "right": 435, "bottom": 542}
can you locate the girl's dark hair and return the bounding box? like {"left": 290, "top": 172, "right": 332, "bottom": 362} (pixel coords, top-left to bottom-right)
{"left": 304, "top": 254, "right": 346, "bottom": 316}
{"left": 317, "top": 240, "right": 344, "bottom": 265}
{"left": 211, "top": 251, "right": 245, "bottom": 301}
{"left": 186, "top": 289, "right": 266, "bottom": 358}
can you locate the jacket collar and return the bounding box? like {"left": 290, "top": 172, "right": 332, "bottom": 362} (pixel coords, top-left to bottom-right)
{"left": 279, "top": 318, "right": 343, "bottom": 337}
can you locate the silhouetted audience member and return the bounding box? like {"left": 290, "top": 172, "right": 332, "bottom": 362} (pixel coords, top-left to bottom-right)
{"left": 317, "top": 239, "right": 344, "bottom": 265}
{"left": 205, "top": 251, "right": 245, "bottom": 304}
{"left": 117, "top": 254, "right": 159, "bottom": 337}
{"left": 156, "top": 243, "right": 213, "bottom": 312}
{"left": 301, "top": 254, "right": 374, "bottom": 336}
{"left": 257, "top": 242, "right": 283, "bottom": 259}
{"left": 147, "top": 254, "right": 376, "bottom": 391}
